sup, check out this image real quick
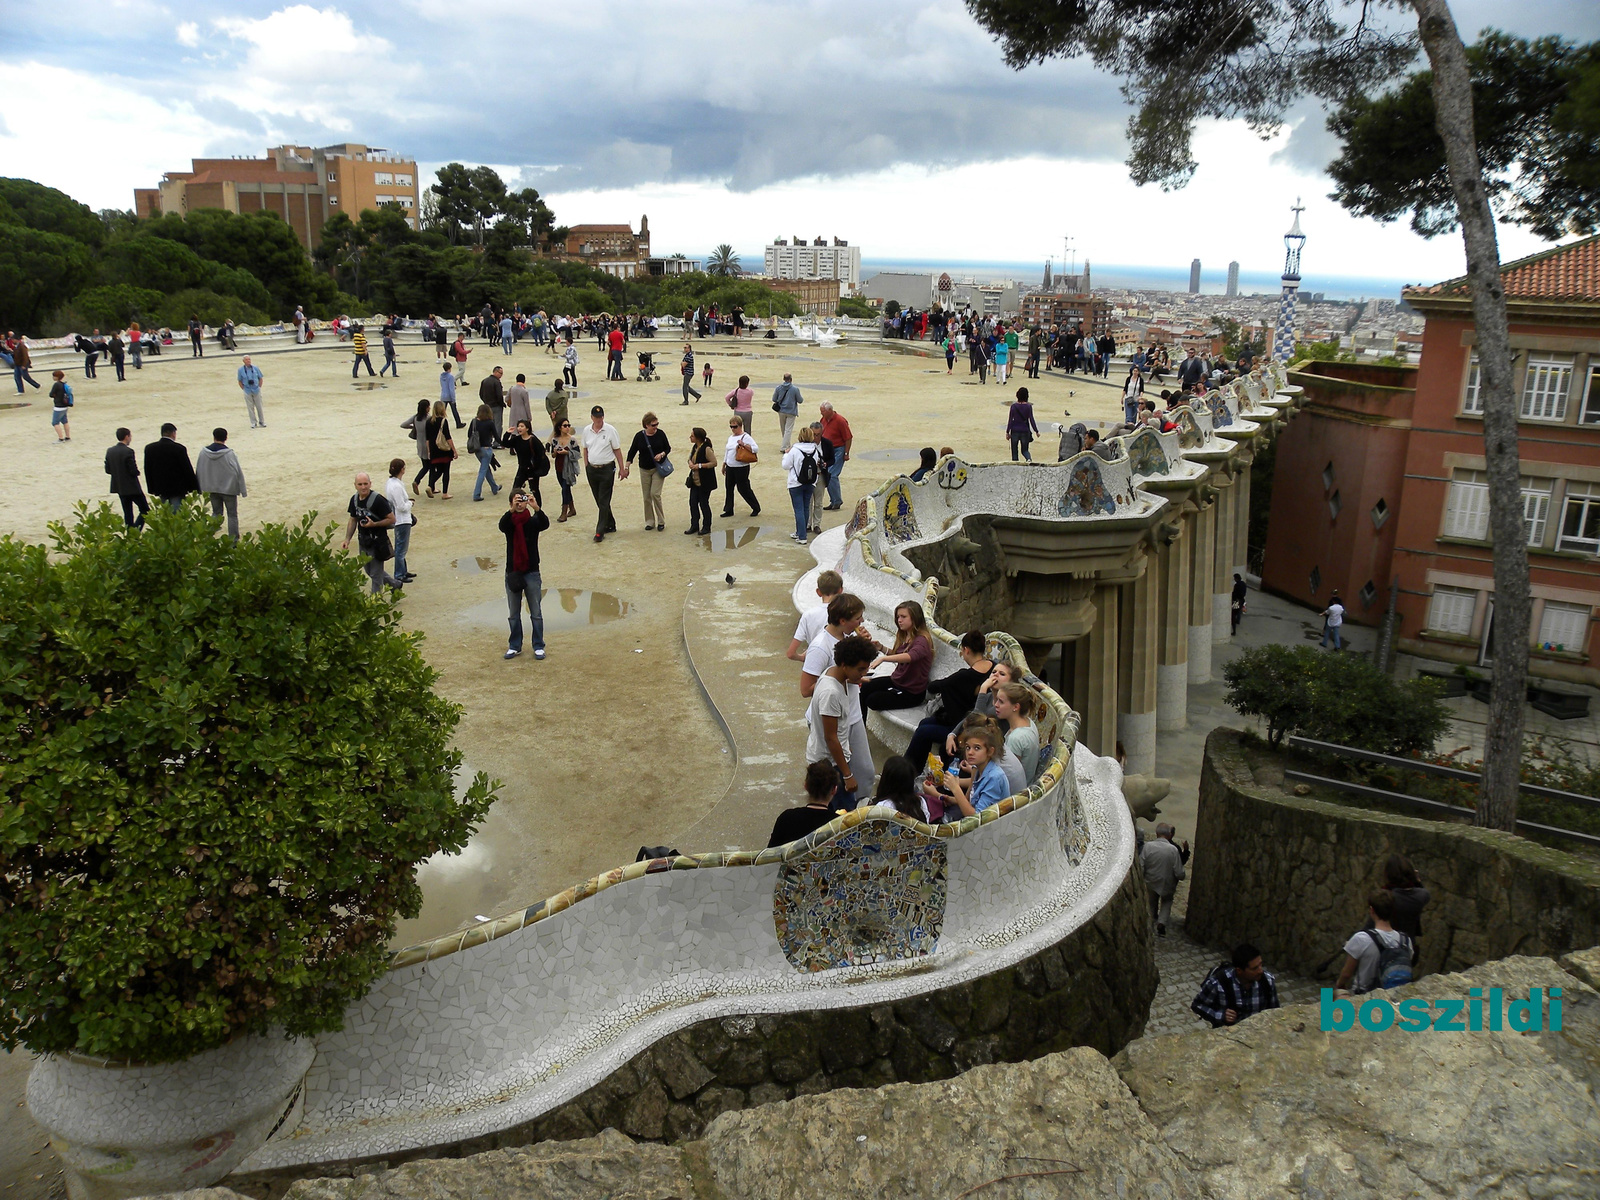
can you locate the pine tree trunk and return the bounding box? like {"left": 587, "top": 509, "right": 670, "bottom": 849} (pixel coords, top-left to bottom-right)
{"left": 1407, "top": 0, "right": 1527, "bottom": 831}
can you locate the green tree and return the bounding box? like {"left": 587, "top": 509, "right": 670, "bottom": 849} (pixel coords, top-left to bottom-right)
{"left": 1328, "top": 32, "right": 1600, "bottom": 239}
{"left": 100, "top": 235, "right": 212, "bottom": 294}
{"left": 0, "top": 505, "right": 497, "bottom": 1063}
{"left": 1223, "top": 644, "right": 1451, "bottom": 753}
{"left": 0, "top": 178, "right": 105, "bottom": 247}
{"left": 707, "top": 244, "right": 742, "bottom": 276}
{"left": 1295, "top": 339, "right": 1342, "bottom": 361}
{"left": 67, "top": 284, "right": 166, "bottom": 329}
{"left": 837, "top": 295, "right": 878, "bottom": 319}
{"left": 315, "top": 211, "right": 372, "bottom": 300}
{"left": 0, "top": 225, "right": 94, "bottom": 331}
{"left": 497, "top": 186, "right": 554, "bottom": 246}
{"left": 966, "top": 0, "right": 1561, "bottom": 833}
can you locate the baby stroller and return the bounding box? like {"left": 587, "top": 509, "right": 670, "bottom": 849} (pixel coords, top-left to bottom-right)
{"left": 636, "top": 351, "right": 658, "bottom": 381}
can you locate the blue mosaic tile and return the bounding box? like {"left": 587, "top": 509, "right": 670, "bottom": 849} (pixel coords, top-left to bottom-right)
{"left": 1058, "top": 458, "right": 1117, "bottom": 517}
{"left": 772, "top": 821, "right": 947, "bottom": 973}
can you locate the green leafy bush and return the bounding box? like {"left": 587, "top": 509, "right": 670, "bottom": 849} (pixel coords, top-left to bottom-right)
{"left": 0, "top": 504, "right": 497, "bottom": 1062}
{"left": 67, "top": 284, "right": 167, "bottom": 329}
{"left": 155, "top": 288, "right": 272, "bottom": 329}
{"left": 1223, "top": 644, "right": 1450, "bottom": 754}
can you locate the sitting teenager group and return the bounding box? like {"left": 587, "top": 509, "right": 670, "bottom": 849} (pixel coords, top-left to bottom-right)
{"left": 770, "top": 572, "right": 1043, "bottom": 847}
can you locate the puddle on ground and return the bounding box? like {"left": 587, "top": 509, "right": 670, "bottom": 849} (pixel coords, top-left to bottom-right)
{"left": 452, "top": 556, "right": 499, "bottom": 573}
{"left": 351, "top": 380, "right": 389, "bottom": 390}
{"left": 915, "top": 412, "right": 950, "bottom": 420}
{"left": 460, "top": 588, "right": 634, "bottom": 631}
{"left": 855, "top": 448, "right": 922, "bottom": 461}
{"left": 0, "top": 401, "right": 32, "bottom": 410}
{"left": 392, "top": 783, "right": 525, "bottom": 948}
{"left": 833, "top": 359, "right": 884, "bottom": 366}
{"left": 694, "top": 525, "right": 777, "bottom": 553}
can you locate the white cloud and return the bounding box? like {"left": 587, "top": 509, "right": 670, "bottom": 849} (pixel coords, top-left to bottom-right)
{"left": 0, "top": 62, "right": 246, "bottom": 210}
{"left": 176, "top": 21, "right": 200, "bottom": 48}
{"left": 207, "top": 5, "right": 421, "bottom": 123}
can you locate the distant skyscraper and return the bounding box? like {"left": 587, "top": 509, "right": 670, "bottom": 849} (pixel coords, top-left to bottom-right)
{"left": 1043, "top": 259, "right": 1053, "bottom": 290}
{"left": 1226, "top": 261, "right": 1240, "bottom": 298}
{"left": 1273, "top": 200, "right": 1307, "bottom": 363}
{"left": 1189, "top": 259, "right": 1201, "bottom": 293}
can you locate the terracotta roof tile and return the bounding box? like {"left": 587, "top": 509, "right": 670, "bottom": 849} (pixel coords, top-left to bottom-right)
{"left": 1405, "top": 233, "right": 1600, "bottom": 303}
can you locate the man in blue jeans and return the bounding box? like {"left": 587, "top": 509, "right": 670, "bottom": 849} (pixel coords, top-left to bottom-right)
{"left": 498, "top": 490, "right": 550, "bottom": 660}
{"left": 1321, "top": 594, "right": 1345, "bottom": 650}
{"left": 818, "top": 401, "right": 852, "bottom": 510}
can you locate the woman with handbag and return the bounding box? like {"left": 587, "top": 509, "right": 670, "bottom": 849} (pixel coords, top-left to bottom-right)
{"left": 626, "top": 411, "right": 673, "bottom": 531}
{"left": 720, "top": 415, "right": 761, "bottom": 520}
{"left": 724, "top": 374, "right": 754, "bottom": 437}
{"left": 684, "top": 426, "right": 717, "bottom": 534}
{"left": 423, "top": 400, "right": 456, "bottom": 499}
{"left": 470, "top": 403, "right": 501, "bottom": 502}
{"left": 548, "top": 419, "right": 581, "bottom": 522}
{"left": 402, "top": 399, "right": 430, "bottom": 493}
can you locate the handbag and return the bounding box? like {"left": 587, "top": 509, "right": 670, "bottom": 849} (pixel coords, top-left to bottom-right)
{"left": 734, "top": 438, "right": 758, "bottom": 465}
{"left": 656, "top": 455, "right": 675, "bottom": 478}
{"left": 467, "top": 424, "right": 481, "bottom": 454}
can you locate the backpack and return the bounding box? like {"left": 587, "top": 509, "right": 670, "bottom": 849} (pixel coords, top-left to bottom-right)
{"left": 61, "top": 383, "right": 74, "bottom": 408}
{"left": 796, "top": 446, "right": 819, "bottom": 487}
{"left": 1361, "top": 929, "right": 1414, "bottom": 991}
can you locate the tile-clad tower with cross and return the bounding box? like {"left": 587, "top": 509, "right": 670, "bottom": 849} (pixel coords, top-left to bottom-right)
{"left": 1273, "top": 199, "right": 1306, "bottom": 363}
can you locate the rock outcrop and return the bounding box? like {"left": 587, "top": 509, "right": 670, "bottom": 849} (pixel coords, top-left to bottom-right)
{"left": 170, "top": 955, "right": 1600, "bottom": 1200}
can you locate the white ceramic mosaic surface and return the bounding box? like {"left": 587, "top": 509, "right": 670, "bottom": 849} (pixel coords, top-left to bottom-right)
{"left": 242, "top": 751, "right": 1130, "bottom": 1170}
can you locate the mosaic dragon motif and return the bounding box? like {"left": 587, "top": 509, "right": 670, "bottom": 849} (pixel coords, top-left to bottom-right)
{"left": 1207, "top": 391, "right": 1234, "bottom": 428}
{"left": 879, "top": 481, "right": 921, "bottom": 544}
{"left": 773, "top": 821, "right": 948, "bottom": 972}
{"left": 1125, "top": 429, "right": 1170, "bottom": 477}
{"left": 1058, "top": 457, "right": 1117, "bottom": 517}
{"left": 843, "top": 497, "right": 871, "bottom": 539}
{"left": 1175, "top": 409, "right": 1205, "bottom": 449}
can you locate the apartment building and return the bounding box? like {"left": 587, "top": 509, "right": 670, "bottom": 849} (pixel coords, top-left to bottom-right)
{"left": 134, "top": 144, "right": 420, "bottom": 250}
{"left": 1020, "top": 292, "right": 1111, "bottom": 335}
{"left": 764, "top": 238, "right": 861, "bottom": 291}
{"left": 553, "top": 218, "right": 651, "bottom": 277}
{"left": 1263, "top": 235, "right": 1600, "bottom": 684}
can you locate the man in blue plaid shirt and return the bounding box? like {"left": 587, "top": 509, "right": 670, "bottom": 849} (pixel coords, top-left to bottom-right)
{"left": 1191, "top": 943, "right": 1281, "bottom": 1028}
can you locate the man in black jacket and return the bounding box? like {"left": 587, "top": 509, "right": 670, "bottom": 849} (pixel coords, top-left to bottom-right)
{"left": 498, "top": 490, "right": 551, "bottom": 661}
{"left": 144, "top": 423, "right": 199, "bottom": 512}
{"left": 105, "top": 427, "right": 148, "bottom": 527}
{"left": 480, "top": 365, "right": 506, "bottom": 438}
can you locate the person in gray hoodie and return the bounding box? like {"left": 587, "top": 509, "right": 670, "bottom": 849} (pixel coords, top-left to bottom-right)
{"left": 196, "top": 427, "right": 247, "bottom": 541}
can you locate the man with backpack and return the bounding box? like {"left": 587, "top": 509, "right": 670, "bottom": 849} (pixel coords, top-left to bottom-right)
{"left": 1335, "top": 890, "right": 1414, "bottom": 995}
{"left": 1191, "top": 943, "right": 1281, "bottom": 1028}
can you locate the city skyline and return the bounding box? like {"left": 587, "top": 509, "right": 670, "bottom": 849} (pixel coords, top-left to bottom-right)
{"left": 2, "top": 1, "right": 1597, "bottom": 287}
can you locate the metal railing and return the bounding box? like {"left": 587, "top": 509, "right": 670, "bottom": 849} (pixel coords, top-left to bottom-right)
{"left": 1282, "top": 736, "right": 1600, "bottom": 847}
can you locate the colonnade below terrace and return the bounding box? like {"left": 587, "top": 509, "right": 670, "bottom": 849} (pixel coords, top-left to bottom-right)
{"left": 805, "top": 361, "right": 1304, "bottom": 778}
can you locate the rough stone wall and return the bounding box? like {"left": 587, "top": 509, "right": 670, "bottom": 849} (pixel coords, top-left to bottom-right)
{"left": 900, "top": 514, "right": 1012, "bottom": 637}
{"left": 1188, "top": 728, "right": 1600, "bottom": 980}
{"left": 232, "top": 859, "right": 1155, "bottom": 1192}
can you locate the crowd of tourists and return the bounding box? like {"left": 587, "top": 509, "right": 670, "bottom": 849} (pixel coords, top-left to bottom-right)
{"left": 766, "top": 572, "right": 1046, "bottom": 850}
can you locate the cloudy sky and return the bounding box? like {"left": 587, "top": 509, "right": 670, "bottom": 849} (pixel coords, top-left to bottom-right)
{"left": 3, "top": 0, "right": 1597, "bottom": 290}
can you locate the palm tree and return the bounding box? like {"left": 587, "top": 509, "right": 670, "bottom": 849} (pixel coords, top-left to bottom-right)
{"left": 707, "top": 244, "right": 741, "bottom": 276}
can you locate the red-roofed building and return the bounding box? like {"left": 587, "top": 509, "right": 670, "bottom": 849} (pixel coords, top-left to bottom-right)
{"left": 1262, "top": 234, "right": 1600, "bottom": 683}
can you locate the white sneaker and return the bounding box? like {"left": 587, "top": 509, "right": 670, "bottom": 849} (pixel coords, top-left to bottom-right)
{"left": 533, "top": 647, "right": 546, "bottom": 660}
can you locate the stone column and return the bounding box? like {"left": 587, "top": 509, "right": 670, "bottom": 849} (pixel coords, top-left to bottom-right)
{"left": 1212, "top": 479, "right": 1235, "bottom": 644}
{"left": 1233, "top": 460, "right": 1252, "bottom": 581}
{"left": 1116, "top": 558, "right": 1159, "bottom": 775}
{"left": 1187, "top": 500, "right": 1215, "bottom": 685}
{"left": 1073, "top": 584, "right": 1119, "bottom": 759}
{"left": 1156, "top": 531, "right": 1190, "bottom": 730}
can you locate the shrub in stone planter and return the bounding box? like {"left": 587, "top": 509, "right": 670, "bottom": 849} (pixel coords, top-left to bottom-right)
{"left": 0, "top": 504, "right": 497, "bottom": 1063}
{"left": 1222, "top": 644, "right": 1450, "bottom": 754}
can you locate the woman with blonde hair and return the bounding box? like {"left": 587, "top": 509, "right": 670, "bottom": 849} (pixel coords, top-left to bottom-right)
{"left": 423, "top": 399, "right": 456, "bottom": 498}
{"left": 861, "top": 600, "right": 935, "bottom": 712}
{"left": 993, "top": 680, "right": 1040, "bottom": 781}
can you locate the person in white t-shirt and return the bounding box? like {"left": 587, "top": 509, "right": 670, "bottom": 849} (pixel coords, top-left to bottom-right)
{"left": 1321, "top": 594, "right": 1345, "bottom": 650}
{"left": 384, "top": 456, "right": 416, "bottom": 584}
{"left": 580, "top": 404, "right": 627, "bottom": 543}
{"left": 801, "top": 593, "right": 875, "bottom": 796}
{"left": 788, "top": 570, "right": 844, "bottom": 661}
{"left": 1335, "top": 889, "right": 1413, "bottom": 994}
{"left": 805, "top": 637, "right": 877, "bottom": 805}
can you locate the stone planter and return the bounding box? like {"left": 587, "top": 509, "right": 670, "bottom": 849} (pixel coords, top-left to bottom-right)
{"left": 27, "top": 1031, "right": 314, "bottom": 1200}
